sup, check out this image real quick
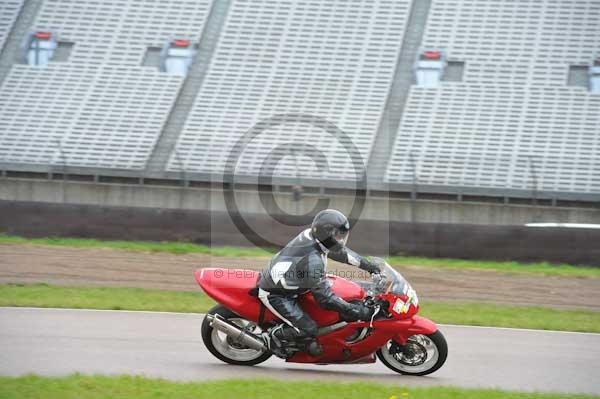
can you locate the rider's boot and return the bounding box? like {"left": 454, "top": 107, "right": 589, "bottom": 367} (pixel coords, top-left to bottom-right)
{"left": 262, "top": 324, "right": 290, "bottom": 358}
{"left": 262, "top": 324, "right": 322, "bottom": 358}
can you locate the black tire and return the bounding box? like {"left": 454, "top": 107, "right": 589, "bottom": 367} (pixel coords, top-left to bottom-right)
{"left": 376, "top": 330, "right": 448, "bottom": 376}
{"left": 201, "top": 304, "right": 272, "bottom": 366}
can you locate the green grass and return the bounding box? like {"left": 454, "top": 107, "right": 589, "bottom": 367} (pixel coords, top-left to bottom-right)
{"left": 2, "top": 284, "right": 599, "bottom": 333}
{"left": 420, "top": 301, "right": 600, "bottom": 333}
{"left": 0, "top": 375, "right": 596, "bottom": 399}
{"left": 0, "top": 234, "right": 275, "bottom": 257}
{"left": 0, "top": 283, "right": 214, "bottom": 313}
{"left": 385, "top": 255, "right": 600, "bottom": 278}
{"left": 1, "top": 233, "right": 598, "bottom": 277}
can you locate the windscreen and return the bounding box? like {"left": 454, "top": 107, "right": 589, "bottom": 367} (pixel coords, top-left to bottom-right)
{"left": 372, "top": 263, "right": 410, "bottom": 296}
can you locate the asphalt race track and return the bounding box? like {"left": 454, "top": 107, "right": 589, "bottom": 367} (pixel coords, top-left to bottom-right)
{"left": 1, "top": 307, "right": 599, "bottom": 395}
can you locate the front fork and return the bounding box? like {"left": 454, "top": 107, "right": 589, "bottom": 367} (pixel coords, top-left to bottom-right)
{"left": 388, "top": 341, "right": 405, "bottom": 355}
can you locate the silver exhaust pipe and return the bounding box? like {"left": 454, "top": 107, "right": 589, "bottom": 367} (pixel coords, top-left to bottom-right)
{"left": 206, "top": 314, "right": 267, "bottom": 352}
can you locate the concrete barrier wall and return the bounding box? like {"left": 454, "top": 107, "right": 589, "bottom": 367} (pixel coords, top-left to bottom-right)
{"left": 1, "top": 178, "right": 599, "bottom": 225}
{"left": 1, "top": 199, "right": 598, "bottom": 266}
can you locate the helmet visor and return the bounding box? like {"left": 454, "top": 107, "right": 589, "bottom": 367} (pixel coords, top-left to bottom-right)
{"left": 335, "top": 229, "right": 349, "bottom": 247}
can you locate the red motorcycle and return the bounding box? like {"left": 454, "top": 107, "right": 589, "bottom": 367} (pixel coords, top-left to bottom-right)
{"left": 195, "top": 259, "right": 447, "bottom": 375}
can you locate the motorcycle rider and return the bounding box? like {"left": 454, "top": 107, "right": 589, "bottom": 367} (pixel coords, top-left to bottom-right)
{"left": 258, "top": 209, "right": 380, "bottom": 357}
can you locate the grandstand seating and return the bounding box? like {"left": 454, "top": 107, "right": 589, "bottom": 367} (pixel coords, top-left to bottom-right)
{"left": 167, "top": 0, "right": 411, "bottom": 180}
{"left": 0, "top": 0, "right": 597, "bottom": 197}
{"left": 0, "top": 0, "right": 212, "bottom": 170}
{"left": 386, "top": 85, "right": 600, "bottom": 193}
{"left": 0, "top": 64, "right": 182, "bottom": 169}
{"left": 421, "top": 0, "right": 600, "bottom": 86}
{"left": 0, "top": 0, "right": 24, "bottom": 52}
{"left": 34, "top": 0, "right": 212, "bottom": 66}
{"left": 385, "top": 0, "right": 600, "bottom": 194}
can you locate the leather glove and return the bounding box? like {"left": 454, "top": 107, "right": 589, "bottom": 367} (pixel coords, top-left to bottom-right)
{"left": 341, "top": 303, "right": 375, "bottom": 322}
{"left": 359, "top": 258, "right": 381, "bottom": 275}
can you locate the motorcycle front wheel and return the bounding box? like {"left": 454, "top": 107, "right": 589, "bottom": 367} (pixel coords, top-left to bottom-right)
{"left": 201, "top": 304, "right": 272, "bottom": 366}
{"left": 376, "top": 330, "right": 447, "bottom": 376}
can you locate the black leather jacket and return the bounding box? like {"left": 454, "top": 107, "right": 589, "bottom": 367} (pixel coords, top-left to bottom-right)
{"left": 258, "top": 228, "right": 373, "bottom": 313}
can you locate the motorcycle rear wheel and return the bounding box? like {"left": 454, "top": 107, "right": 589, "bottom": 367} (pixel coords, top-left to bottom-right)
{"left": 201, "top": 304, "right": 272, "bottom": 366}
{"left": 376, "top": 330, "right": 447, "bottom": 376}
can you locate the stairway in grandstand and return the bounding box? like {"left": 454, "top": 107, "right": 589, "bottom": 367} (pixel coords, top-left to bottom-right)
{"left": 145, "top": 0, "right": 233, "bottom": 176}
{"left": 0, "top": 0, "right": 42, "bottom": 86}
{"left": 365, "top": 0, "right": 432, "bottom": 185}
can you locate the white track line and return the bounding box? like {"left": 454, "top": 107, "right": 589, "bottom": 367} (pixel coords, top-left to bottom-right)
{"left": 2, "top": 306, "right": 599, "bottom": 336}
{"left": 437, "top": 323, "right": 600, "bottom": 336}
{"left": 0, "top": 306, "right": 199, "bottom": 317}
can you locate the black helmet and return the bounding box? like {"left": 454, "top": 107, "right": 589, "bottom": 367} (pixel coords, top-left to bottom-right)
{"left": 311, "top": 209, "right": 350, "bottom": 250}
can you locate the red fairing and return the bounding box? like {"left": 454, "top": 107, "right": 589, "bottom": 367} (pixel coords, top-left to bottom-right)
{"left": 380, "top": 292, "right": 419, "bottom": 320}
{"left": 327, "top": 274, "right": 365, "bottom": 302}
{"left": 287, "top": 316, "right": 438, "bottom": 364}
{"left": 194, "top": 268, "right": 278, "bottom": 323}
{"left": 392, "top": 316, "right": 438, "bottom": 344}
{"left": 300, "top": 275, "right": 365, "bottom": 326}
